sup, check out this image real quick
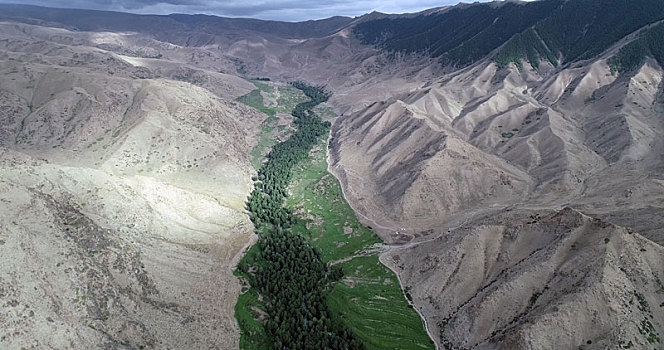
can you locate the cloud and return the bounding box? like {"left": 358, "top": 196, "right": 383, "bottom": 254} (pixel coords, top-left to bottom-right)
{"left": 0, "top": 0, "right": 488, "bottom": 22}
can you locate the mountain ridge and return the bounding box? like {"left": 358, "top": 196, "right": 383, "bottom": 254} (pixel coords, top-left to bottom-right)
{"left": 0, "top": 3, "right": 354, "bottom": 39}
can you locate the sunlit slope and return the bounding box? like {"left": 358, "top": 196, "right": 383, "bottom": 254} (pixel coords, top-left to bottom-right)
{"left": 0, "top": 21, "right": 263, "bottom": 348}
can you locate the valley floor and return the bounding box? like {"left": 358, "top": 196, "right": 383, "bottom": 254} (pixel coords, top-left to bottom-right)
{"left": 234, "top": 81, "right": 434, "bottom": 349}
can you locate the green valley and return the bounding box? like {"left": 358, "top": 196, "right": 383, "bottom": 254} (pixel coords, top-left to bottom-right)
{"left": 234, "top": 81, "right": 433, "bottom": 349}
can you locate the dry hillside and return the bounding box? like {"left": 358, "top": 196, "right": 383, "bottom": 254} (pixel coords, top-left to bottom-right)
{"left": 0, "top": 21, "right": 264, "bottom": 348}
{"left": 382, "top": 208, "right": 664, "bottom": 349}
{"left": 330, "top": 57, "right": 664, "bottom": 244}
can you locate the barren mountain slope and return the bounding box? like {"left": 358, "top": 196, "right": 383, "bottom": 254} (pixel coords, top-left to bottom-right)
{"left": 382, "top": 208, "right": 664, "bottom": 349}
{"left": 0, "top": 22, "right": 263, "bottom": 348}
{"left": 0, "top": 4, "right": 442, "bottom": 116}
{"left": 330, "top": 57, "right": 664, "bottom": 244}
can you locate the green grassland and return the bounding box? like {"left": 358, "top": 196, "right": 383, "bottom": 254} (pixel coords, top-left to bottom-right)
{"left": 286, "top": 138, "right": 434, "bottom": 350}
{"left": 252, "top": 80, "right": 273, "bottom": 93}
{"left": 238, "top": 80, "right": 310, "bottom": 117}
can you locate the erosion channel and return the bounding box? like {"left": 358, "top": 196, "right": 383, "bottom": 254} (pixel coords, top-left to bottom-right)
{"left": 234, "top": 81, "right": 434, "bottom": 349}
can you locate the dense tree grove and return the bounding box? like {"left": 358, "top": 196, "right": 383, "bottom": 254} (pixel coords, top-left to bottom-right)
{"left": 246, "top": 82, "right": 331, "bottom": 228}
{"left": 239, "top": 83, "right": 364, "bottom": 349}
{"left": 353, "top": 0, "right": 557, "bottom": 67}
{"left": 608, "top": 22, "right": 664, "bottom": 73}
{"left": 353, "top": 0, "right": 664, "bottom": 70}
{"left": 493, "top": 0, "right": 664, "bottom": 69}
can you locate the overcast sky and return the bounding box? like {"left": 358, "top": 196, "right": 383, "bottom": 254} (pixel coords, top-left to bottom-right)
{"left": 0, "top": 0, "right": 495, "bottom": 22}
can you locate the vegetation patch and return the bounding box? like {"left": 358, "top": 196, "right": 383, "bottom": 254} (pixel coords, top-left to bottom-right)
{"left": 237, "top": 81, "right": 309, "bottom": 169}
{"left": 493, "top": 28, "right": 558, "bottom": 70}
{"left": 608, "top": 22, "right": 664, "bottom": 74}
{"left": 354, "top": 0, "right": 664, "bottom": 69}
{"left": 237, "top": 89, "right": 274, "bottom": 116}
{"left": 251, "top": 80, "right": 274, "bottom": 94}
{"left": 236, "top": 83, "right": 364, "bottom": 349}
{"left": 494, "top": 0, "right": 664, "bottom": 70}
{"left": 235, "top": 82, "right": 433, "bottom": 349}
{"left": 248, "top": 114, "right": 280, "bottom": 169}
{"left": 353, "top": 0, "right": 558, "bottom": 67}
{"left": 235, "top": 245, "right": 270, "bottom": 350}
{"left": 286, "top": 112, "right": 433, "bottom": 350}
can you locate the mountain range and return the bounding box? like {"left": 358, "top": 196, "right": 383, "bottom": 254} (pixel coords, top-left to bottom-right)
{"left": 0, "top": 1, "right": 663, "bottom": 349}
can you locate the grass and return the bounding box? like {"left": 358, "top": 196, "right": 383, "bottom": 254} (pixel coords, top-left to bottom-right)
{"left": 237, "top": 90, "right": 275, "bottom": 117}
{"left": 275, "top": 86, "right": 308, "bottom": 114}
{"left": 251, "top": 80, "right": 273, "bottom": 94}
{"left": 328, "top": 256, "right": 434, "bottom": 350}
{"left": 237, "top": 81, "right": 309, "bottom": 169}
{"left": 286, "top": 137, "right": 434, "bottom": 350}
{"left": 248, "top": 114, "right": 279, "bottom": 169}
{"left": 314, "top": 106, "right": 337, "bottom": 121}
{"left": 235, "top": 287, "right": 270, "bottom": 350}
{"left": 234, "top": 244, "right": 271, "bottom": 350}
{"left": 286, "top": 142, "right": 381, "bottom": 262}
{"left": 238, "top": 81, "right": 309, "bottom": 118}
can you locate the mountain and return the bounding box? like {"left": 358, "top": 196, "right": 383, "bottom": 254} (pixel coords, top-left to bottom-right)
{"left": 0, "top": 1, "right": 663, "bottom": 349}
{"left": 383, "top": 208, "right": 664, "bottom": 349}
{"left": 353, "top": 0, "right": 560, "bottom": 66}
{"left": 353, "top": 0, "right": 664, "bottom": 69}
{"left": 0, "top": 18, "right": 262, "bottom": 348}
{"left": 0, "top": 4, "right": 353, "bottom": 40}
{"left": 328, "top": 0, "right": 664, "bottom": 347}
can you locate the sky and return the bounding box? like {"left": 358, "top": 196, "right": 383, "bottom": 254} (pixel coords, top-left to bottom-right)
{"left": 0, "top": 0, "right": 494, "bottom": 22}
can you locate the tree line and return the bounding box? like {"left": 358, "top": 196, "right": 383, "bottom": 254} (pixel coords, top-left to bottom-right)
{"left": 238, "top": 82, "right": 364, "bottom": 349}
{"left": 494, "top": 0, "right": 664, "bottom": 70}
{"left": 608, "top": 22, "right": 664, "bottom": 74}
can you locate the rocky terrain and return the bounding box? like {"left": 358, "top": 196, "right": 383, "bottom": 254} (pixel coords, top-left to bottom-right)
{"left": 0, "top": 20, "right": 264, "bottom": 348}
{"left": 1, "top": 1, "right": 663, "bottom": 349}
{"left": 382, "top": 208, "right": 664, "bottom": 349}
{"left": 330, "top": 57, "right": 664, "bottom": 244}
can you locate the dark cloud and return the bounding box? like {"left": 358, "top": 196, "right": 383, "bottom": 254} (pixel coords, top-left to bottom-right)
{"left": 0, "top": 0, "right": 490, "bottom": 22}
